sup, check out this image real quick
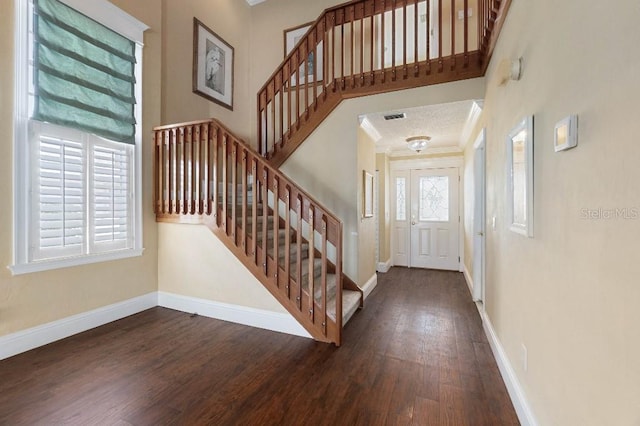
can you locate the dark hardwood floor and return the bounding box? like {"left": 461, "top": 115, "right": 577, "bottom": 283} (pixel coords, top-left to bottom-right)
{"left": 0, "top": 267, "right": 519, "bottom": 425}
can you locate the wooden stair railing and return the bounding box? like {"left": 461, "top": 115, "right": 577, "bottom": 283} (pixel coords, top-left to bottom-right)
{"left": 153, "top": 118, "right": 362, "bottom": 346}
{"left": 258, "top": 0, "right": 510, "bottom": 166}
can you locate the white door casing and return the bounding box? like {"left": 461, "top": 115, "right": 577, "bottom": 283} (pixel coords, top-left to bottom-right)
{"left": 472, "top": 129, "right": 486, "bottom": 301}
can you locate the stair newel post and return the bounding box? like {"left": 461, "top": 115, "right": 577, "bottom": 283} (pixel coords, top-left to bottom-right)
{"left": 321, "top": 214, "right": 328, "bottom": 336}
{"left": 251, "top": 158, "right": 258, "bottom": 263}
{"left": 241, "top": 148, "right": 248, "bottom": 255}
{"left": 261, "top": 167, "right": 268, "bottom": 275}
{"left": 284, "top": 187, "right": 291, "bottom": 298}
{"left": 203, "top": 123, "right": 210, "bottom": 216}
{"left": 222, "top": 136, "right": 228, "bottom": 235}
{"left": 231, "top": 141, "right": 237, "bottom": 244}
{"left": 296, "top": 196, "right": 303, "bottom": 310}
{"left": 212, "top": 125, "right": 219, "bottom": 227}
{"left": 272, "top": 176, "right": 279, "bottom": 286}
{"left": 308, "top": 204, "right": 315, "bottom": 320}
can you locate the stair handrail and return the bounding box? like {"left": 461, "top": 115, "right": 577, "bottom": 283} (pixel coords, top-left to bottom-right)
{"left": 153, "top": 118, "right": 345, "bottom": 344}
{"left": 257, "top": 0, "right": 507, "bottom": 164}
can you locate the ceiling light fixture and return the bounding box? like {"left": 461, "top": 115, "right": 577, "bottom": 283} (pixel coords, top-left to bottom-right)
{"left": 406, "top": 136, "right": 431, "bottom": 153}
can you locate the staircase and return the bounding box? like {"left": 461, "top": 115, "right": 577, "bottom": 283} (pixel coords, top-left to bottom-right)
{"left": 258, "top": 0, "right": 510, "bottom": 166}
{"left": 153, "top": 119, "right": 362, "bottom": 345}
{"left": 153, "top": 0, "right": 512, "bottom": 345}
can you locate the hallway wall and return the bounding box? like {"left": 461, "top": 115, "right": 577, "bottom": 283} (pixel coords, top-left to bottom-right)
{"left": 463, "top": 0, "right": 640, "bottom": 424}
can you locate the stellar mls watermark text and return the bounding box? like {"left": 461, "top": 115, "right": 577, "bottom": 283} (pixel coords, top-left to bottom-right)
{"left": 580, "top": 207, "right": 639, "bottom": 220}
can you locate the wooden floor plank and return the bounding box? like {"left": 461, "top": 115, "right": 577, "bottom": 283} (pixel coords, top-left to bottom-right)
{"left": 0, "top": 267, "right": 519, "bottom": 425}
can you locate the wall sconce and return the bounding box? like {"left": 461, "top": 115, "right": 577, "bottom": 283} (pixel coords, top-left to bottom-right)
{"left": 498, "top": 57, "right": 522, "bottom": 86}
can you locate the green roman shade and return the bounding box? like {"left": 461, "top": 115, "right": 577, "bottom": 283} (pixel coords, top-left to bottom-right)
{"left": 34, "top": 0, "right": 137, "bottom": 144}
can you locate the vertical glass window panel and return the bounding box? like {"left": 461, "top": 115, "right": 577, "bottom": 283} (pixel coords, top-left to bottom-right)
{"left": 396, "top": 177, "right": 406, "bottom": 221}
{"left": 419, "top": 176, "right": 449, "bottom": 221}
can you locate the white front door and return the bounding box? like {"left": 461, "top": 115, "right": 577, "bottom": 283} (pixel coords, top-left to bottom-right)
{"left": 391, "top": 167, "right": 460, "bottom": 269}
{"left": 409, "top": 168, "right": 459, "bottom": 270}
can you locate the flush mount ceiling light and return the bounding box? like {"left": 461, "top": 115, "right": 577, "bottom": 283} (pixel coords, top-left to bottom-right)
{"left": 406, "top": 135, "right": 431, "bottom": 153}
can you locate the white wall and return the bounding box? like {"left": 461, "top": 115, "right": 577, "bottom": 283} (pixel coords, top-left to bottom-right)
{"left": 463, "top": 0, "right": 640, "bottom": 424}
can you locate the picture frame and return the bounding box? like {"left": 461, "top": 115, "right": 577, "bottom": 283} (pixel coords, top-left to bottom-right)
{"left": 284, "top": 22, "right": 323, "bottom": 86}
{"left": 507, "top": 116, "right": 534, "bottom": 237}
{"left": 193, "top": 18, "right": 234, "bottom": 110}
{"left": 363, "top": 171, "right": 374, "bottom": 218}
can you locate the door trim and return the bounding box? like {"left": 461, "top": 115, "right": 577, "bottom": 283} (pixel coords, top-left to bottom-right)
{"left": 472, "top": 129, "right": 486, "bottom": 302}
{"left": 390, "top": 156, "right": 464, "bottom": 271}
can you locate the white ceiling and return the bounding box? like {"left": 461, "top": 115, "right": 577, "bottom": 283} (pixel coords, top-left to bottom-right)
{"left": 360, "top": 100, "right": 482, "bottom": 156}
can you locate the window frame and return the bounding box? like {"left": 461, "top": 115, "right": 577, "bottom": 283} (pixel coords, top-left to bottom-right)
{"left": 11, "top": 0, "right": 148, "bottom": 275}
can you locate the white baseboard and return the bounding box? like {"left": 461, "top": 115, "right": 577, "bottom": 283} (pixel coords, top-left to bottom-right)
{"left": 481, "top": 312, "right": 538, "bottom": 426}
{"left": 377, "top": 258, "right": 392, "bottom": 273}
{"left": 463, "top": 263, "right": 474, "bottom": 296}
{"left": 157, "top": 292, "right": 312, "bottom": 339}
{"left": 361, "top": 273, "right": 378, "bottom": 300}
{"left": 0, "top": 293, "right": 158, "bottom": 361}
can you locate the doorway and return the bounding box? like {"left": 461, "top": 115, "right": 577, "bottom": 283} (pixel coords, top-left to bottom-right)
{"left": 392, "top": 162, "right": 461, "bottom": 271}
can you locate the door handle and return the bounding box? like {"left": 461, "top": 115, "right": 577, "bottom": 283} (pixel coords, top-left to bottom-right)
{"left": 412, "top": 221, "right": 416, "bottom": 225}
{"left": 477, "top": 231, "right": 484, "bottom": 236}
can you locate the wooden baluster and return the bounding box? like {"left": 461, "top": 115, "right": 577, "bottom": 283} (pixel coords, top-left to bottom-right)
{"left": 350, "top": 6, "right": 354, "bottom": 87}
{"left": 279, "top": 71, "right": 284, "bottom": 142}
{"left": 241, "top": 148, "right": 248, "bottom": 255}
{"left": 359, "top": 4, "right": 364, "bottom": 86}
{"left": 402, "top": 0, "right": 407, "bottom": 78}
{"left": 272, "top": 176, "right": 279, "bottom": 286}
{"left": 284, "top": 187, "right": 291, "bottom": 298}
{"left": 335, "top": 221, "right": 343, "bottom": 344}
{"left": 414, "top": 0, "right": 419, "bottom": 76}
{"left": 212, "top": 125, "right": 219, "bottom": 226}
{"left": 231, "top": 141, "right": 237, "bottom": 244}
{"left": 451, "top": 0, "right": 455, "bottom": 69}
{"left": 154, "top": 131, "right": 160, "bottom": 214}
{"left": 295, "top": 50, "right": 301, "bottom": 129}
{"left": 296, "top": 196, "right": 303, "bottom": 310}
{"left": 270, "top": 81, "right": 276, "bottom": 153}
{"left": 331, "top": 12, "right": 336, "bottom": 91}
{"left": 287, "top": 60, "right": 292, "bottom": 137}
{"left": 321, "top": 215, "right": 328, "bottom": 336}
{"left": 222, "top": 135, "right": 228, "bottom": 234}
{"left": 163, "top": 130, "right": 170, "bottom": 214}
{"left": 381, "top": 0, "right": 385, "bottom": 82}
{"left": 261, "top": 168, "right": 268, "bottom": 274}
{"left": 195, "top": 125, "right": 202, "bottom": 214}
{"left": 257, "top": 92, "right": 264, "bottom": 156}
{"left": 322, "top": 17, "right": 329, "bottom": 100}
{"left": 186, "top": 126, "right": 193, "bottom": 214}
{"left": 178, "top": 127, "right": 185, "bottom": 214}
{"left": 369, "top": 11, "right": 374, "bottom": 83}
{"left": 308, "top": 205, "right": 315, "bottom": 320}
{"left": 392, "top": 0, "right": 397, "bottom": 80}
{"left": 170, "top": 128, "right": 177, "bottom": 214}
{"left": 251, "top": 158, "right": 258, "bottom": 263}
{"left": 426, "top": 0, "right": 431, "bottom": 74}
{"left": 311, "top": 27, "right": 318, "bottom": 110}
{"left": 203, "top": 124, "right": 210, "bottom": 215}
{"left": 463, "top": 0, "right": 468, "bottom": 66}
{"left": 303, "top": 39, "right": 309, "bottom": 117}
{"left": 438, "top": 0, "right": 443, "bottom": 71}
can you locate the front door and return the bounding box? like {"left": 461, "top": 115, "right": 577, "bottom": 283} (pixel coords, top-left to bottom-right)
{"left": 409, "top": 168, "right": 459, "bottom": 270}
{"left": 391, "top": 167, "right": 460, "bottom": 270}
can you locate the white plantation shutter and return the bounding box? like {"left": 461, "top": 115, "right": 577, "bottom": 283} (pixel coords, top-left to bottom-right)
{"left": 91, "top": 142, "right": 132, "bottom": 252}
{"left": 32, "top": 128, "right": 86, "bottom": 260}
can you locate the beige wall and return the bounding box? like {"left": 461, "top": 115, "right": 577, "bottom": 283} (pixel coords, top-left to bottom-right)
{"left": 161, "top": 0, "right": 252, "bottom": 139}
{"left": 0, "top": 0, "right": 161, "bottom": 338}
{"left": 461, "top": 0, "right": 640, "bottom": 424}
{"left": 357, "top": 127, "right": 377, "bottom": 284}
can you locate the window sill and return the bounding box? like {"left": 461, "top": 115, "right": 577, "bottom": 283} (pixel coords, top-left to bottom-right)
{"left": 8, "top": 248, "right": 145, "bottom": 276}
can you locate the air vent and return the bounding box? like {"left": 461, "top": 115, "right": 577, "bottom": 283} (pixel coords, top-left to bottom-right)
{"left": 383, "top": 113, "right": 406, "bottom": 121}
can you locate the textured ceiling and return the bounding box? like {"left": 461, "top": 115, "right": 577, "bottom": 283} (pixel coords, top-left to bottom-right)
{"left": 360, "top": 100, "right": 480, "bottom": 155}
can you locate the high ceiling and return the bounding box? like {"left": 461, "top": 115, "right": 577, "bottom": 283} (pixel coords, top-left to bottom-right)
{"left": 359, "top": 100, "right": 482, "bottom": 156}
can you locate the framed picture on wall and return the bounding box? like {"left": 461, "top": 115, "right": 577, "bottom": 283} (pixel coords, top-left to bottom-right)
{"left": 363, "top": 171, "right": 374, "bottom": 218}
{"left": 193, "top": 18, "right": 234, "bottom": 110}
{"left": 284, "top": 22, "right": 323, "bottom": 86}
{"left": 507, "top": 116, "right": 534, "bottom": 237}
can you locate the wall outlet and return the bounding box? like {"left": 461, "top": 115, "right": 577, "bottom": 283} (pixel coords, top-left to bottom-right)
{"left": 521, "top": 343, "right": 528, "bottom": 372}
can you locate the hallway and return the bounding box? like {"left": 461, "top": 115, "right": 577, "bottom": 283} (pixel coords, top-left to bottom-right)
{"left": 0, "top": 268, "right": 519, "bottom": 425}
